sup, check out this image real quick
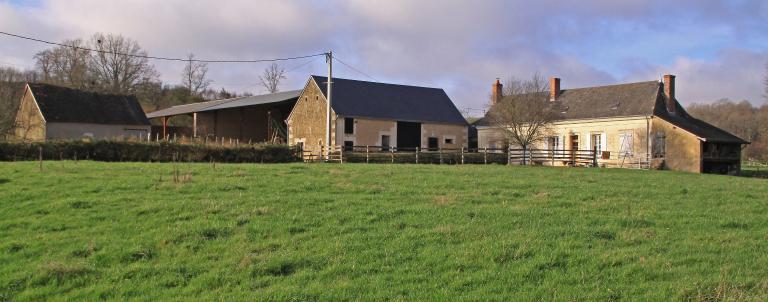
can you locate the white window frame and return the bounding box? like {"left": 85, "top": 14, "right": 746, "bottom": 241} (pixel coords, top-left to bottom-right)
{"left": 590, "top": 132, "right": 604, "bottom": 153}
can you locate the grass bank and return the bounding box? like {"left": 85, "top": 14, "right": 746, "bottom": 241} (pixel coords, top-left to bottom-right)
{"left": 0, "top": 162, "right": 766, "bottom": 301}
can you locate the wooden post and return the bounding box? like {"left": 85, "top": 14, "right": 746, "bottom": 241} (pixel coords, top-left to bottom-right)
{"left": 461, "top": 147, "right": 465, "bottom": 164}
{"left": 552, "top": 148, "right": 555, "bottom": 166}
{"left": 192, "top": 112, "right": 198, "bottom": 138}
{"left": 366, "top": 145, "right": 369, "bottom": 164}
{"left": 38, "top": 146, "right": 43, "bottom": 172}
{"left": 507, "top": 146, "right": 511, "bottom": 165}
{"left": 593, "top": 146, "right": 598, "bottom": 167}
{"left": 483, "top": 147, "right": 488, "bottom": 164}
{"left": 522, "top": 146, "right": 526, "bottom": 166}
{"left": 439, "top": 147, "right": 443, "bottom": 164}
{"left": 390, "top": 147, "right": 394, "bottom": 164}
{"left": 415, "top": 147, "right": 420, "bottom": 164}
{"left": 161, "top": 116, "right": 168, "bottom": 139}
{"left": 339, "top": 145, "right": 344, "bottom": 163}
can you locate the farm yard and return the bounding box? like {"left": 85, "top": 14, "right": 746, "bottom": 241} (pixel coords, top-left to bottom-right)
{"left": 0, "top": 162, "right": 767, "bottom": 301}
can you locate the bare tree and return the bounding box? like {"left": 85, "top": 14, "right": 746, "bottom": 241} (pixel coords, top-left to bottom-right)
{"left": 181, "top": 53, "right": 212, "bottom": 97}
{"left": 33, "top": 39, "right": 91, "bottom": 89}
{"left": 89, "top": 33, "right": 158, "bottom": 94}
{"left": 487, "top": 73, "right": 557, "bottom": 150}
{"left": 259, "top": 63, "right": 286, "bottom": 93}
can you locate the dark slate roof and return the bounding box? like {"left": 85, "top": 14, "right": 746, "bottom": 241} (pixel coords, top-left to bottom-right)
{"left": 28, "top": 83, "right": 149, "bottom": 125}
{"left": 474, "top": 80, "right": 748, "bottom": 144}
{"left": 146, "top": 90, "right": 300, "bottom": 118}
{"left": 310, "top": 75, "right": 467, "bottom": 125}
{"left": 474, "top": 81, "right": 660, "bottom": 126}
{"left": 654, "top": 98, "right": 749, "bottom": 144}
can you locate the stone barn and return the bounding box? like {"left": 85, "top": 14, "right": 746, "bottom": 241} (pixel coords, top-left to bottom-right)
{"left": 287, "top": 75, "right": 468, "bottom": 156}
{"left": 10, "top": 83, "right": 150, "bottom": 141}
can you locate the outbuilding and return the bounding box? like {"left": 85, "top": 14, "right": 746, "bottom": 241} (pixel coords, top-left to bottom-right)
{"left": 287, "top": 75, "right": 468, "bottom": 157}
{"left": 11, "top": 83, "right": 150, "bottom": 141}
{"left": 146, "top": 90, "right": 300, "bottom": 143}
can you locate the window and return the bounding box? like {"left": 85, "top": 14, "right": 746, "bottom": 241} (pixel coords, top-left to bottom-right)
{"left": 428, "top": 137, "right": 439, "bottom": 150}
{"left": 381, "top": 135, "right": 390, "bottom": 151}
{"left": 591, "top": 133, "right": 603, "bottom": 153}
{"left": 344, "top": 141, "right": 354, "bottom": 151}
{"left": 618, "top": 132, "right": 633, "bottom": 157}
{"left": 344, "top": 118, "right": 354, "bottom": 134}
{"left": 652, "top": 132, "right": 666, "bottom": 158}
{"left": 444, "top": 138, "right": 454, "bottom": 144}
{"left": 547, "top": 136, "right": 560, "bottom": 150}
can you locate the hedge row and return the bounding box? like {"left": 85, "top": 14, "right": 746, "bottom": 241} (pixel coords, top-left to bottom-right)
{"left": 0, "top": 140, "right": 300, "bottom": 163}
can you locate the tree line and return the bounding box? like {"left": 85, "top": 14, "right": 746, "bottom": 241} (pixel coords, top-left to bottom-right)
{"left": 1, "top": 32, "right": 289, "bottom": 135}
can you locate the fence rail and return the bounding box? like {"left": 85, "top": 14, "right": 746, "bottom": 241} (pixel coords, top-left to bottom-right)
{"left": 304, "top": 145, "right": 600, "bottom": 166}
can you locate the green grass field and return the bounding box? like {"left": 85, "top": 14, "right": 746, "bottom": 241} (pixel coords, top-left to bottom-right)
{"left": 1, "top": 162, "right": 767, "bottom": 301}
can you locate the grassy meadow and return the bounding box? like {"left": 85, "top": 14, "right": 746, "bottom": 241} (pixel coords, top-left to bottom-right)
{"left": 0, "top": 161, "right": 767, "bottom": 301}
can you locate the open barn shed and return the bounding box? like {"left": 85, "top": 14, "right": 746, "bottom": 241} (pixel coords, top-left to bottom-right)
{"left": 146, "top": 90, "right": 300, "bottom": 143}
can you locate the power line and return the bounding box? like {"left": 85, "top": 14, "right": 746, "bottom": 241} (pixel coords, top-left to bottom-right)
{"left": 286, "top": 57, "right": 318, "bottom": 73}
{"left": 333, "top": 56, "right": 377, "bottom": 81}
{"left": 0, "top": 31, "right": 327, "bottom": 63}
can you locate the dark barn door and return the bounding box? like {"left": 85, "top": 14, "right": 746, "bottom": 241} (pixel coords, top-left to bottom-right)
{"left": 396, "top": 121, "right": 421, "bottom": 150}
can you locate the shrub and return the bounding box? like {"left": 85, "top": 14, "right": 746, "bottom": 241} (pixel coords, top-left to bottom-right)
{"left": 0, "top": 140, "right": 300, "bottom": 163}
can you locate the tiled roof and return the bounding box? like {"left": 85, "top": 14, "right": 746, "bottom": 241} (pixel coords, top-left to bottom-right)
{"left": 474, "top": 80, "right": 748, "bottom": 144}
{"left": 311, "top": 75, "right": 467, "bottom": 125}
{"left": 28, "top": 83, "right": 149, "bottom": 125}
{"left": 146, "top": 90, "right": 301, "bottom": 118}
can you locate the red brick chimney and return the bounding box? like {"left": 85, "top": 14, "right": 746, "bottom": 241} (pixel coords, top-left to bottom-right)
{"left": 491, "top": 78, "right": 503, "bottom": 106}
{"left": 663, "top": 74, "right": 676, "bottom": 114}
{"left": 550, "top": 77, "right": 561, "bottom": 101}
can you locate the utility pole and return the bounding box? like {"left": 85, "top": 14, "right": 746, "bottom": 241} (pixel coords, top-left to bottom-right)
{"left": 325, "top": 51, "right": 333, "bottom": 160}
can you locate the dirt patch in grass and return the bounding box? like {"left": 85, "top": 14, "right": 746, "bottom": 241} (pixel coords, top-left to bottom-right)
{"left": 434, "top": 195, "right": 455, "bottom": 206}
{"left": 38, "top": 261, "right": 95, "bottom": 284}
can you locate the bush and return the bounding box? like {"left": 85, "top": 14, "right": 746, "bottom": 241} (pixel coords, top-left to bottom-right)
{"left": 0, "top": 140, "right": 300, "bottom": 163}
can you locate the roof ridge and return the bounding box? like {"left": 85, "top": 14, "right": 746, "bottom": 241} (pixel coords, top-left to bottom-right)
{"left": 561, "top": 80, "right": 659, "bottom": 92}
{"left": 311, "top": 75, "right": 443, "bottom": 91}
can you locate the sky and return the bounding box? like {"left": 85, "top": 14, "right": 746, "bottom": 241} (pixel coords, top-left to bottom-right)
{"left": 1, "top": 0, "right": 766, "bottom": 115}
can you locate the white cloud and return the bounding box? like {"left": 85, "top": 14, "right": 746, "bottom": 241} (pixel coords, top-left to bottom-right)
{"left": 0, "top": 0, "right": 765, "bottom": 110}
{"left": 627, "top": 49, "right": 767, "bottom": 105}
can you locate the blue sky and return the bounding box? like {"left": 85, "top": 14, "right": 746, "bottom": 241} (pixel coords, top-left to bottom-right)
{"left": 0, "top": 0, "right": 766, "bottom": 112}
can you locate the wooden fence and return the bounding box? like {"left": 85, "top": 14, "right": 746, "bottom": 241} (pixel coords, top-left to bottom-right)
{"left": 305, "top": 145, "right": 599, "bottom": 166}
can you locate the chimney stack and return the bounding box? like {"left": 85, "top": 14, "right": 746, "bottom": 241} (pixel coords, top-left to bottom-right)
{"left": 550, "top": 77, "right": 561, "bottom": 101}
{"left": 491, "top": 78, "right": 503, "bottom": 106}
{"left": 663, "top": 74, "right": 676, "bottom": 114}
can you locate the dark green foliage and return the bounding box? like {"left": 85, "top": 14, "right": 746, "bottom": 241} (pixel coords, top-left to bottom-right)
{"left": 0, "top": 141, "right": 299, "bottom": 163}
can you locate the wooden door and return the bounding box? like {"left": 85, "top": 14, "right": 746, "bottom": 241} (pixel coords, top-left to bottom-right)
{"left": 570, "top": 135, "right": 579, "bottom": 165}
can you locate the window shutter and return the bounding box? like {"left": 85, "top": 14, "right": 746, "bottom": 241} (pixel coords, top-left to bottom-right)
{"left": 584, "top": 133, "right": 590, "bottom": 151}
{"left": 600, "top": 133, "right": 607, "bottom": 152}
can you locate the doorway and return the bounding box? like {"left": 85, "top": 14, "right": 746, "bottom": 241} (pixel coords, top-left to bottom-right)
{"left": 569, "top": 135, "right": 579, "bottom": 165}
{"left": 427, "top": 137, "right": 439, "bottom": 151}
{"left": 396, "top": 121, "right": 421, "bottom": 151}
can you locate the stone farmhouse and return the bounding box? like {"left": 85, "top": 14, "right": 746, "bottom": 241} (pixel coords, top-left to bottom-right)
{"left": 286, "top": 75, "right": 468, "bottom": 157}
{"left": 474, "top": 75, "right": 749, "bottom": 174}
{"left": 10, "top": 83, "right": 150, "bottom": 141}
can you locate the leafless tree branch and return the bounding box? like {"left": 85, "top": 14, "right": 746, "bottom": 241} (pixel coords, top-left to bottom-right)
{"left": 259, "top": 63, "right": 286, "bottom": 94}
